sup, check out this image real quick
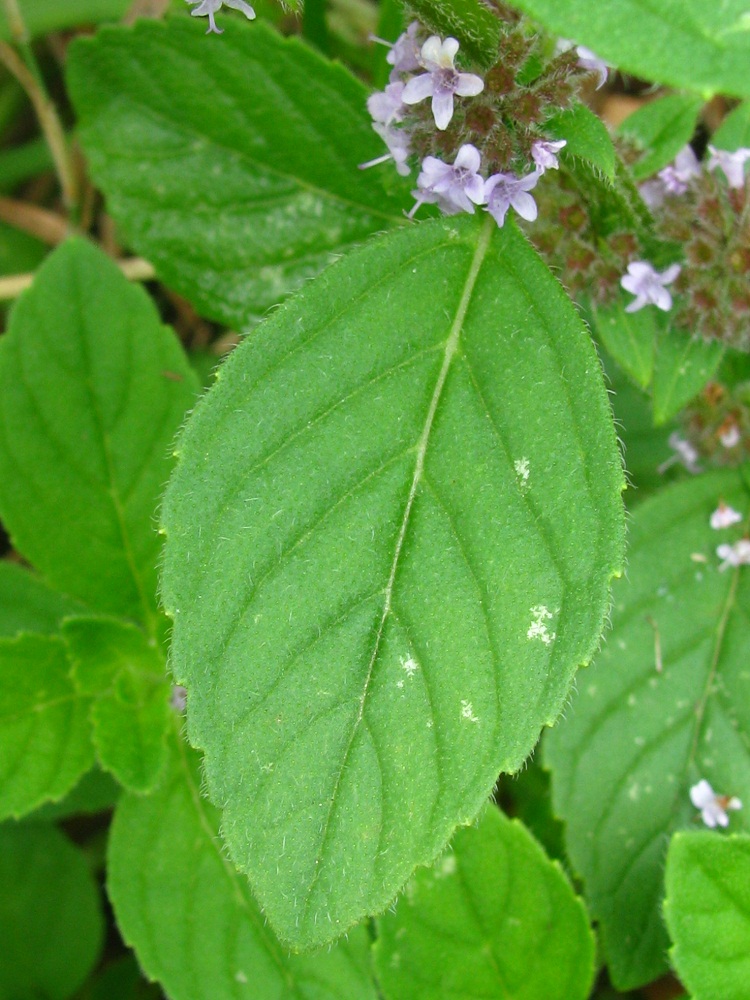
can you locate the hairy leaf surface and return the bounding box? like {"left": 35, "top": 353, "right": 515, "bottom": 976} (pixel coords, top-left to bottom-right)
{"left": 108, "top": 736, "right": 379, "bottom": 1000}
{"left": 0, "top": 822, "right": 104, "bottom": 1000}
{"left": 545, "top": 470, "right": 750, "bottom": 990}
{"left": 0, "top": 562, "right": 86, "bottom": 637}
{"left": 64, "top": 617, "right": 171, "bottom": 793}
{"left": 665, "top": 831, "right": 750, "bottom": 1000}
{"left": 161, "top": 215, "right": 625, "bottom": 948}
{"left": 0, "top": 634, "right": 94, "bottom": 820}
{"left": 0, "top": 239, "right": 198, "bottom": 627}
{"left": 374, "top": 805, "right": 595, "bottom": 1000}
{"left": 408, "top": 0, "right": 500, "bottom": 68}
{"left": 508, "top": 0, "right": 750, "bottom": 99}
{"left": 67, "top": 19, "right": 411, "bottom": 327}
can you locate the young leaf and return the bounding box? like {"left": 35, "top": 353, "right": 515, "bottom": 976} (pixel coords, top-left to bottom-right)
{"left": 0, "top": 822, "right": 104, "bottom": 1000}
{"left": 31, "top": 766, "right": 120, "bottom": 822}
{"left": 407, "top": 0, "right": 501, "bottom": 69}
{"left": 0, "top": 561, "right": 87, "bottom": 637}
{"left": 590, "top": 300, "right": 724, "bottom": 421}
{"left": 161, "top": 214, "right": 626, "bottom": 949}
{"left": 712, "top": 102, "right": 750, "bottom": 151}
{"left": 547, "top": 100, "right": 616, "bottom": 181}
{"left": 374, "top": 805, "right": 595, "bottom": 1000}
{"left": 507, "top": 0, "right": 750, "bottom": 100}
{"left": 545, "top": 470, "right": 750, "bottom": 990}
{"left": 665, "top": 831, "right": 750, "bottom": 1000}
{"left": 0, "top": 634, "right": 94, "bottom": 820}
{"left": 67, "top": 19, "right": 411, "bottom": 327}
{"left": 108, "top": 736, "right": 379, "bottom": 1000}
{"left": 618, "top": 94, "right": 704, "bottom": 181}
{"left": 64, "top": 617, "right": 171, "bottom": 794}
{"left": 0, "top": 238, "right": 199, "bottom": 628}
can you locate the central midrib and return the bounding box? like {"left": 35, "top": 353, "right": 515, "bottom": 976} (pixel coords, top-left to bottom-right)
{"left": 299, "top": 215, "right": 495, "bottom": 926}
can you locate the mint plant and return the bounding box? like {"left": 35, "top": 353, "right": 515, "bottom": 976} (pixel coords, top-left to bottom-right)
{"left": 0, "top": 1, "right": 748, "bottom": 998}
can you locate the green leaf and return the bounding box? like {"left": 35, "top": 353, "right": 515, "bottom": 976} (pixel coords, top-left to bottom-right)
{"left": 108, "top": 736, "right": 379, "bottom": 1000}
{"left": 590, "top": 301, "right": 724, "bottom": 422}
{"left": 0, "top": 822, "right": 104, "bottom": 1000}
{"left": 64, "top": 617, "right": 171, "bottom": 793}
{"left": 31, "top": 766, "right": 120, "bottom": 821}
{"left": 0, "top": 238, "right": 199, "bottom": 627}
{"left": 161, "top": 215, "right": 625, "bottom": 949}
{"left": 618, "top": 94, "right": 704, "bottom": 180}
{"left": 0, "top": 0, "right": 129, "bottom": 39}
{"left": 0, "top": 561, "right": 87, "bottom": 637}
{"left": 0, "top": 634, "right": 94, "bottom": 820}
{"left": 374, "top": 805, "right": 595, "bottom": 1000}
{"left": 545, "top": 470, "right": 750, "bottom": 990}
{"left": 712, "top": 102, "right": 750, "bottom": 151}
{"left": 507, "top": 0, "right": 750, "bottom": 100}
{"left": 548, "top": 100, "right": 616, "bottom": 181}
{"left": 67, "top": 19, "right": 411, "bottom": 328}
{"left": 407, "top": 0, "right": 500, "bottom": 68}
{"left": 652, "top": 329, "right": 724, "bottom": 425}
{"left": 665, "top": 832, "right": 750, "bottom": 1000}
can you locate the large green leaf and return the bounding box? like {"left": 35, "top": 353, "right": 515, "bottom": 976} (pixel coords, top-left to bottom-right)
{"left": 67, "top": 19, "right": 411, "bottom": 327}
{"left": 161, "top": 215, "right": 625, "bottom": 949}
{"left": 665, "top": 832, "right": 750, "bottom": 1000}
{"left": 0, "top": 822, "right": 104, "bottom": 1000}
{"left": 507, "top": 0, "right": 750, "bottom": 99}
{"left": 408, "top": 0, "right": 501, "bottom": 68}
{"left": 0, "top": 561, "right": 87, "bottom": 637}
{"left": 548, "top": 100, "right": 616, "bottom": 181}
{"left": 545, "top": 470, "right": 750, "bottom": 990}
{"left": 618, "top": 94, "right": 704, "bottom": 181}
{"left": 0, "top": 239, "right": 198, "bottom": 627}
{"left": 712, "top": 102, "right": 750, "bottom": 151}
{"left": 0, "top": 634, "right": 94, "bottom": 820}
{"left": 64, "top": 617, "right": 171, "bottom": 793}
{"left": 108, "top": 736, "right": 379, "bottom": 1000}
{"left": 374, "top": 805, "right": 595, "bottom": 1000}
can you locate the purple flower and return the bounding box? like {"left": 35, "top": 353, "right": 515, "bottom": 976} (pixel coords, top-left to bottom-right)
{"left": 367, "top": 82, "right": 406, "bottom": 125}
{"left": 621, "top": 260, "right": 681, "bottom": 312}
{"left": 707, "top": 145, "right": 750, "bottom": 188}
{"left": 408, "top": 144, "right": 485, "bottom": 218}
{"left": 710, "top": 502, "right": 743, "bottom": 530}
{"left": 386, "top": 22, "right": 422, "bottom": 75}
{"left": 359, "top": 123, "right": 411, "bottom": 176}
{"left": 658, "top": 145, "right": 700, "bottom": 195}
{"left": 531, "top": 139, "right": 566, "bottom": 173}
{"left": 717, "top": 538, "right": 750, "bottom": 571}
{"left": 657, "top": 432, "right": 701, "bottom": 475}
{"left": 185, "top": 0, "right": 255, "bottom": 34}
{"left": 483, "top": 170, "right": 539, "bottom": 228}
{"left": 558, "top": 40, "right": 608, "bottom": 89}
{"left": 402, "top": 36, "right": 484, "bottom": 131}
{"left": 639, "top": 178, "right": 666, "bottom": 210}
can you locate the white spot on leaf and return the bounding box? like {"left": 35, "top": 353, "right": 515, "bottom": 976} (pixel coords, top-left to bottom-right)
{"left": 527, "top": 605, "right": 557, "bottom": 644}
{"left": 460, "top": 699, "right": 479, "bottom": 723}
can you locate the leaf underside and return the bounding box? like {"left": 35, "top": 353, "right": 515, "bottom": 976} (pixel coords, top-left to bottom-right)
{"left": 161, "top": 214, "right": 625, "bottom": 949}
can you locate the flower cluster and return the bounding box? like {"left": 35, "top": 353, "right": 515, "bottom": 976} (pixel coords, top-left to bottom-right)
{"left": 362, "top": 15, "right": 603, "bottom": 229}
{"left": 185, "top": 0, "right": 255, "bottom": 34}
{"left": 638, "top": 142, "right": 750, "bottom": 348}
{"left": 672, "top": 379, "right": 750, "bottom": 471}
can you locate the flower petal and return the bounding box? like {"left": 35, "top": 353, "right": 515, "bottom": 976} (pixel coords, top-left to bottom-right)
{"left": 431, "top": 90, "right": 454, "bottom": 130}
{"left": 402, "top": 74, "right": 434, "bottom": 105}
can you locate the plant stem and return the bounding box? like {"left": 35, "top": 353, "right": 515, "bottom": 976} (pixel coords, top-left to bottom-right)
{"left": 0, "top": 258, "right": 156, "bottom": 302}
{"left": 0, "top": 0, "right": 79, "bottom": 214}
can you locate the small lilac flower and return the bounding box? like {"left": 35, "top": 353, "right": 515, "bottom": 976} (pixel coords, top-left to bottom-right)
{"left": 639, "top": 179, "right": 666, "bottom": 210}
{"left": 402, "top": 36, "right": 484, "bottom": 131}
{"left": 707, "top": 145, "right": 750, "bottom": 189}
{"left": 621, "top": 261, "right": 681, "bottom": 313}
{"left": 710, "top": 502, "right": 743, "bottom": 530}
{"left": 359, "top": 123, "right": 411, "bottom": 176}
{"left": 170, "top": 685, "right": 188, "bottom": 713}
{"left": 575, "top": 45, "right": 609, "bottom": 89}
{"left": 690, "top": 779, "right": 742, "bottom": 828}
{"left": 483, "top": 170, "right": 540, "bottom": 228}
{"left": 531, "top": 139, "right": 566, "bottom": 174}
{"left": 657, "top": 432, "right": 701, "bottom": 475}
{"left": 720, "top": 422, "right": 741, "bottom": 449}
{"left": 658, "top": 145, "right": 701, "bottom": 195}
{"left": 386, "top": 22, "right": 422, "bottom": 75}
{"left": 185, "top": 0, "right": 255, "bottom": 34}
{"left": 717, "top": 538, "right": 750, "bottom": 571}
{"left": 367, "top": 82, "right": 406, "bottom": 126}
{"left": 408, "top": 144, "right": 485, "bottom": 218}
